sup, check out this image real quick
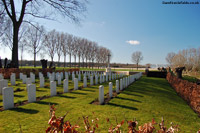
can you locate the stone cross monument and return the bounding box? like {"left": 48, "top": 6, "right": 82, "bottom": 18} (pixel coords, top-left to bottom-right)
{"left": 106, "top": 53, "right": 111, "bottom": 73}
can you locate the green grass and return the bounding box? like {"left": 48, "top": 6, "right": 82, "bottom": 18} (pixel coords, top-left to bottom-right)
{"left": 0, "top": 76, "right": 199, "bottom": 132}
{"left": 183, "top": 75, "right": 199, "bottom": 83}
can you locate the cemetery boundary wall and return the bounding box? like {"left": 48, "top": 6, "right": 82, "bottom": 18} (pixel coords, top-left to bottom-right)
{"left": 166, "top": 72, "right": 200, "bottom": 115}
{"left": 0, "top": 68, "right": 79, "bottom": 79}
{"left": 147, "top": 71, "right": 167, "bottom": 78}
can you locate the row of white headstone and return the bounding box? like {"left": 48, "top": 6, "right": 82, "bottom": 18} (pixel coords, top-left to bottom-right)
{"left": 1, "top": 71, "right": 126, "bottom": 110}
{"left": 99, "top": 72, "right": 142, "bottom": 104}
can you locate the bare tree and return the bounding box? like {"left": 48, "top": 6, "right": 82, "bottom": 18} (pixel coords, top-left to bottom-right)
{"left": 96, "top": 46, "right": 105, "bottom": 69}
{"left": 1, "top": 0, "right": 87, "bottom": 67}
{"left": 1, "top": 18, "right": 28, "bottom": 52}
{"left": 131, "top": 51, "right": 143, "bottom": 70}
{"left": 85, "top": 40, "right": 92, "bottom": 68}
{"left": 66, "top": 34, "right": 74, "bottom": 68}
{"left": 43, "top": 30, "right": 57, "bottom": 63}
{"left": 71, "top": 37, "right": 79, "bottom": 67}
{"left": 25, "top": 24, "right": 45, "bottom": 67}
{"left": 103, "top": 48, "right": 112, "bottom": 67}
{"left": 166, "top": 52, "right": 175, "bottom": 67}
{"left": 55, "top": 32, "right": 62, "bottom": 67}
{"left": 61, "top": 33, "right": 67, "bottom": 67}
{"left": 19, "top": 39, "right": 27, "bottom": 67}
{"left": 89, "top": 42, "right": 98, "bottom": 69}
{"left": 171, "top": 51, "right": 186, "bottom": 69}
{"left": 80, "top": 38, "right": 88, "bottom": 68}
{"left": 76, "top": 37, "right": 83, "bottom": 68}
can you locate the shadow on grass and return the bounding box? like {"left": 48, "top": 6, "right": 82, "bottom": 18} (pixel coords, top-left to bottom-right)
{"left": 107, "top": 103, "right": 138, "bottom": 111}
{"left": 123, "top": 92, "right": 143, "bottom": 97}
{"left": 58, "top": 95, "right": 76, "bottom": 99}
{"left": 115, "top": 97, "right": 142, "bottom": 103}
{"left": 81, "top": 89, "right": 96, "bottom": 92}
{"left": 36, "top": 89, "right": 47, "bottom": 92}
{"left": 14, "top": 94, "right": 25, "bottom": 98}
{"left": 10, "top": 107, "right": 39, "bottom": 114}
{"left": 35, "top": 101, "right": 59, "bottom": 105}
{"left": 70, "top": 91, "right": 87, "bottom": 95}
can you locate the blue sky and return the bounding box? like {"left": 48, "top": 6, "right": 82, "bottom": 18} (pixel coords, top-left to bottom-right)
{"left": 1, "top": 0, "right": 200, "bottom": 65}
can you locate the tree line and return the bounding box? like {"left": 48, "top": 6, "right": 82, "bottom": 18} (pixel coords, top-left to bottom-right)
{"left": 0, "top": 0, "right": 88, "bottom": 68}
{"left": 166, "top": 48, "right": 200, "bottom": 72}
{"left": 0, "top": 22, "right": 112, "bottom": 68}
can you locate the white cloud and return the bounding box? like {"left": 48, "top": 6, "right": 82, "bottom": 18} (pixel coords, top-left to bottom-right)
{"left": 126, "top": 40, "right": 140, "bottom": 45}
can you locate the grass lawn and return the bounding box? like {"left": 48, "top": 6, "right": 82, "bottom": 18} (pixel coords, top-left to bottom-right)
{"left": 0, "top": 76, "right": 199, "bottom": 132}
{"left": 183, "top": 75, "right": 199, "bottom": 83}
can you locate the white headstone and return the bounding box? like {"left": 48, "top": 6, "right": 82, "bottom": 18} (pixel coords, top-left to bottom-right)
{"left": 83, "top": 76, "right": 87, "bottom": 88}
{"left": 120, "top": 79, "right": 123, "bottom": 91}
{"left": 100, "top": 74, "right": 102, "bottom": 84}
{"left": 72, "top": 73, "right": 75, "bottom": 82}
{"left": 0, "top": 79, "right": 8, "bottom": 94}
{"left": 90, "top": 76, "right": 93, "bottom": 86}
{"left": 95, "top": 75, "right": 98, "bottom": 85}
{"left": 109, "top": 82, "right": 113, "bottom": 98}
{"left": 50, "top": 81, "right": 57, "bottom": 96}
{"left": 50, "top": 75, "right": 54, "bottom": 82}
{"left": 30, "top": 73, "right": 35, "bottom": 83}
{"left": 10, "top": 74, "right": 16, "bottom": 86}
{"left": 26, "top": 78, "right": 32, "bottom": 89}
{"left": 3, "top": 87, "right": 14, "bottom": 110}
{"left": 60, "top": 72, "right": 63, "bottom": 79}
{"left": 99, "top": 85, "right": 104, "bottom": 105}
{"left": 52, "top": 72, "right": 55, "bottom": 80}
{"left": 27, "top": 84, "right": 36, "bottom": 103}
{"left": 40, "top": 77, "right": 44, "bottom": 87}
{"left": 106, "top": 73, "right": 108, "bottom": 82}
{"left": 63, "top": 79, "right": 68, "bottom": 93}
{"left": 26, "top": 78, "right": 32, "bottom": 85}
{"left": 128, "top": 76, "right": 130, "bottom": 86}
{"left": 47, "top": 72, "right": 50, "bottom": 78}
{"left": 74, "top": 78, "right": 78, "bottom": 90}
{"left": 19, "top": 73, "right": 23, "bottom": 80}
{"left": 56, "top": 72, "right": 59, "bottom": 80}
{"left": 123, "top": 78, "right": 125, "bottom": 89}
{"left": 39, "top": 72, "right": 43, "bottom": 79}
{"left": 22, "top": 75, "right": 27, "bottom": 84}
{"left": 109, "top": 73, "right": 111, "bottom": 81}
{"left": 57, "top": 75, "right": 61, "bottom": 85}
{"left": 0, "top": 73, "right": 4, "bottom": 80}
{"left": 78, "top": 72, "right": 81, "bottom": 81}
{"left": 116, "top": 80, "right": 119, "bottom": 94}
{"left": 65, "top": 72, "right": 68, "bottom": 79}
{"left": 102, "top": 75, "right": 105, "bottom": 83}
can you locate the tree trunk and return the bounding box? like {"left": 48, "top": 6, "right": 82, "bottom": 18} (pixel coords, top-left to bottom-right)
{"left": 74, "top": 56, "right": 76, "bottom": 68}
{"left": 12, "top": 24, "right": 20, "bottom": 68}
{"left": 69, "top": 54, "right": 71, "bottom": 68}
{"left": 64, "top": 55, "right": 66, "bottom": 68}
{"left": 82, "top": 58, "right": 84, "bottom": 68}
{"left": 34, "top": 51, "right": 36, "bottom": 67}
{"left": 78, "top": 56, "right": 80, "bottom": 68}
{"left": 137, "top": 63, "right": 138, "bottom": 70}
{"left": 58, "top": 56, "right": 60, "bottom": 67}
{"left": 86, "top": 58, "right": 87, "bottom": 68}
{"left": 21, "top": 47, "right": 23, "bottom": 67}
{"left": 92, "top": 60, "right": 94, "bottom": 69}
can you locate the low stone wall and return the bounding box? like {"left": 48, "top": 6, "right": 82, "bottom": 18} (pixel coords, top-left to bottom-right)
{"left": 0, "top": 68, "right": 80, "bottom": 79}
{"left": 147, "top": 71, "right": 167, "bottom": 78}
{"left": 166, "top": 72, "right": 200, "bottom": 114}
